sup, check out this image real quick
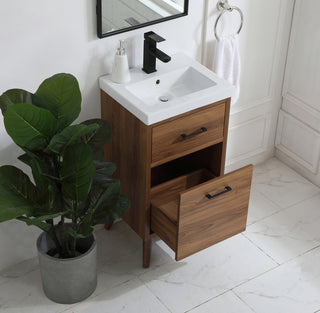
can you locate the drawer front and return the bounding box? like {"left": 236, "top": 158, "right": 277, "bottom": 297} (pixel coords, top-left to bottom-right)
{"left": 176, "top": 165, "right": 253, "bottom": 261}
{"left": 151, "top": 103, "right": 225, "bottom": 166}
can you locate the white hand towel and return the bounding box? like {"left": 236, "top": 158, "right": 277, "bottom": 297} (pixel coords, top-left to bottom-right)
{"left": 213, "top": 34, "right": 241, "bottom": 105}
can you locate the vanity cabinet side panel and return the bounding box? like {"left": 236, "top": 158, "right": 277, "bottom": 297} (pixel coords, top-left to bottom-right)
{"left": 210, "top": 98, "right": 231, "bottom": 176}
{"left": 101, "top": 91, "right": 151, "bottom": 239}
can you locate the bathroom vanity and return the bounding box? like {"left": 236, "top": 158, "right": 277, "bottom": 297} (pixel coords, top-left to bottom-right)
{"left": 100, "top": 54, "right": 253, "bottom": 267}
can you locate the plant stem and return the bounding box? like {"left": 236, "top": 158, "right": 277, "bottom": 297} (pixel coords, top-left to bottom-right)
{"left": 70, "top": 201, "right": 78, "bottom": 258}
{"left": 47, "top": 225, "right": 62, "bottom": 257}
{"left": 58, "top": 224, "right": 71, "bottom": 258}
{"left": 71, "top": 235, "right": 77, "bottom": 257}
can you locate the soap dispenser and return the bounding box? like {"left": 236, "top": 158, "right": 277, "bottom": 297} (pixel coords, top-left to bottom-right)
{"left": 111, "top": 40, "right": 131, "bottom": 84}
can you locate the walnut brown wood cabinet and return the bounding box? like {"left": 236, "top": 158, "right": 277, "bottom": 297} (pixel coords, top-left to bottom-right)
{"left": 101, "top": 91, "right": 253, "bottom": 268}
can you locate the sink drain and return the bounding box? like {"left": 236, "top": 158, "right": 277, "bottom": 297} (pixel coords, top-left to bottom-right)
{"left": 159, "top": 96, "right": 169, "bottom": 102}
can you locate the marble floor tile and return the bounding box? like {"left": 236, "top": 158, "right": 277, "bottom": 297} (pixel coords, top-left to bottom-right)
{"left": 0, "top": 275, "right": 9, "bottom": 286}
{"left": 95, "top": 222, "right": 142, "bottom": 268}
{"left": 247, "top": 187, "right": 282, "bottom": 225}
{"left": 92, "top": 270, "right": 136, "bottom": 298}
{"left": 252, "top": 158, "right": 320, "bottom": 208}
{"left": 0, "top": 257, "right": 39, "bottom": 288}
{"left": 62, "top": 278, "right": 170, "bottom": 313}
{"left": 99, "top": 229, "right": 176, "bottom": 276}
{"left": 0, "top": 257, "right": 38, "bottom": 279}
{"left": 0, "top": 270, "right": 68, "bottom": 313}
{"left": 139, "top": 235, "right": 276, "bottom": 313}
{"left": 234, "top": 246, "right": 320, "bottom": 313}
{"left": 188, "top": 291, "right": 254, "bottom": 313}
{"left": 244, "top": 194, "right": 320, "bottom": 264}
{"left": 253, "top": 157, "right": 285, "bottom": 176}
{"left": 0, "top": 219, "right": 40, "bottom": 271}
{"left": 0, "top": 268, "right": 138, "bottom": 313}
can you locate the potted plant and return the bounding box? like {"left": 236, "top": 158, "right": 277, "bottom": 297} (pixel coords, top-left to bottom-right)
{"left": 0, "top": 73, "right": 129, "bottom": 304}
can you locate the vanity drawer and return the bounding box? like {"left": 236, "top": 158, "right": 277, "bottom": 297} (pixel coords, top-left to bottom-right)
{"left": 151, "top": 165, "right": 253, "bottom": 261}
{"left": 151, "top": 103, "right": 226, "bottom": 166}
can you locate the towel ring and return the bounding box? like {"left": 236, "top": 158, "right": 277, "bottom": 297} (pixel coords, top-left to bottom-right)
{"left": 214, "top": 6, "right": 244, "bottom": 41}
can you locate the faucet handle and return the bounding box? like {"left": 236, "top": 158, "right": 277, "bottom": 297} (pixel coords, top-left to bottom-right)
{"left": 144, "top": 31, "right": 165, "bottom": 43}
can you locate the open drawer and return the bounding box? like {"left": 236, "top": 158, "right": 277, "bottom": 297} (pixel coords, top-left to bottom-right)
{"left": 150, "top": 165, "right": 253, "bottom": 261}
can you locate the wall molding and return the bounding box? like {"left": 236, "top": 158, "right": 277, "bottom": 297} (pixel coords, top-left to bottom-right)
{"left": 230, "top": 96, "right": 273, "bottom": 116}
{"left": 282, "top": 92, "right": 320, "bottom": 132}
{"left": 265, "top": 0, "right": 292, "bottom": 102}
{"left": 283, "top": 92, "right": 320, "bottom": 115}
{"left": 227, "top": 113, "right": 271, "bottom": 166}
{"left": 277, "top": 0, "right": 320, "bottom": 178}
{"left": 281, "top": 0, "right": 320, "bottom": 118}
{"left": 275, "top": 110, "right": 320, "bottom": 174}
{"left": 282, "top": 0, "right": 301, "bottom": 101}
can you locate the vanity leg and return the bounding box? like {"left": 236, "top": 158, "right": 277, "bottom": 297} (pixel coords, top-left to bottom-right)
{"left": 143, "top": 237, "right": 152, "bottom": 268}
{"left": 104, "top": 221, "right": 114, "bottom": 230}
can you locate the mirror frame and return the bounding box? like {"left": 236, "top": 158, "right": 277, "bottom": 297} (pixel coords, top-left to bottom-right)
{"left": 97, "top": 0, "right": 189, "bottom": 38}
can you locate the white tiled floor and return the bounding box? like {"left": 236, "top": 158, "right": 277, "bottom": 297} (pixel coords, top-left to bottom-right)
{"left": 1, "top": 158, "right": 320, "bottom": 313}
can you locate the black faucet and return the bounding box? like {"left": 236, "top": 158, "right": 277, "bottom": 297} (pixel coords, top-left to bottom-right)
{"left": 142, "top": 31, "right": 171, "bottom": 74}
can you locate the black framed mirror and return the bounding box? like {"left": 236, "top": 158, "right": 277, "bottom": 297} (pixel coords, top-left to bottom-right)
{"left": 97, "top": 0, "right": 189, "bottom": 38}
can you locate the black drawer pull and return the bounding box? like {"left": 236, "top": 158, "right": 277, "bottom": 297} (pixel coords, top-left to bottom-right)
{"left": 181, "top": 127, "right": 207, "bottom": 139}
{"left": 206, "top": 186, "right": 232, "bottom": 200}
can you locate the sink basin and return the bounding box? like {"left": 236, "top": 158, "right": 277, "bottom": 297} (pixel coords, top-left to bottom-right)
{"left": 99, "top": 53, "right": 234, "bottom": 125}
{"left": 125, "top": 66, "right": 217, "bottom": 107}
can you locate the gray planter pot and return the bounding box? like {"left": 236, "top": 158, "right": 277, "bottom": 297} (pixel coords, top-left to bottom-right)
{"left": 37, "top": 232, "right": 97, "bottom": 304}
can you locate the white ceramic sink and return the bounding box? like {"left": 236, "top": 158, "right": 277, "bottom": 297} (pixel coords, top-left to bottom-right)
{"left": 99, "top": 53, "right": 234, "bottom": 125}
{"left": 126, "top": 66, "right": 217, "bottom": 106}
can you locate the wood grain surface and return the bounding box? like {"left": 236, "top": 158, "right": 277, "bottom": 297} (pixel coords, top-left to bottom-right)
{"left": 150, "top": 166, "right": 253, "bottom": 261}
{"left": 176, "top": 165, "right": 253, "bottom": 260}
{"left": 101, "top": 91, "right": 151, "bottom": 239}
{"left": 151, "top": 103, "right": 225, "bottom": 166}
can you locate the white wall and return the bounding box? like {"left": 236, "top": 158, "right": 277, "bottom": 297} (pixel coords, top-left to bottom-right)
{"left": 0, "top": 0, "right": 205, "bottom": 271}
{"left": 203, "top": 0, "right": 294, "bottom": 171}
{"left": 276, "top": 0, "right": 320, "bottom": 187}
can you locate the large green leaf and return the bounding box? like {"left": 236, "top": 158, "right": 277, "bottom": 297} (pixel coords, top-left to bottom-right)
{"left": 18, "top": 149, "right": 49, "bottom": 186}
{"left": 18, "top": 153, "right": 32, "bottom": 167}
{"left": 0, "top": 166, "right": 37, "bottom": 222}
{"left": 27, "top": 156, "right": 59, "bottom": 213}
{"left": 91, "top": 180, "right": 123, "bottom": 225}
{"left": 81, "top": 119, "right": 111, "bottom": 152}
{"left": 4, "top": 103, "right": 58, "bottom": 150}
{"left": 88, "top": 180, "right": 118, "bottom": 209}
{"left": 69, "top": 213, "right": 94, "bottom": 239}
{"left": 101, "top": 194, "right": 130, "bottom": 224}
{"left": 46, "top": 123, "right": 99, "bottom": 154}
{"left": 18, "top": 150, "right": 55, "bottom": 205}
{"left": 93, "top": 160, "right": 116, "bottom": 182}
{"left": 92, "top": 149, "right": 105, "bottom": 161}
{"left": 17, "top": 217, "right": 52, "bottom": 232}
{"left": 25, "top": 211, "right": 69, "bottom": 224}
{"left": 18, "top": 148, "right": 42, "bottom": 166}
{"left": 68, "top": 227, "right": 87, "bottom": 239}
{"left": 29, "top": 156, "right": 49, "bottom": 192}
{"left": 78, "top": 213, "right": 94, "bottom": 237}
{"left": 34, "top": 73, "right": 81, "bottom": 131}
{"left": 18, "top": 211, "right": 69, "bottom": 232}
{"left": 17, "top": 150, "right": 64, "bottom": 213}
{"left": 0, "top": 89, "right": 33, "bottom": 115}
{"left": 61, "top": 143, "right": 95, "bottom": 202}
